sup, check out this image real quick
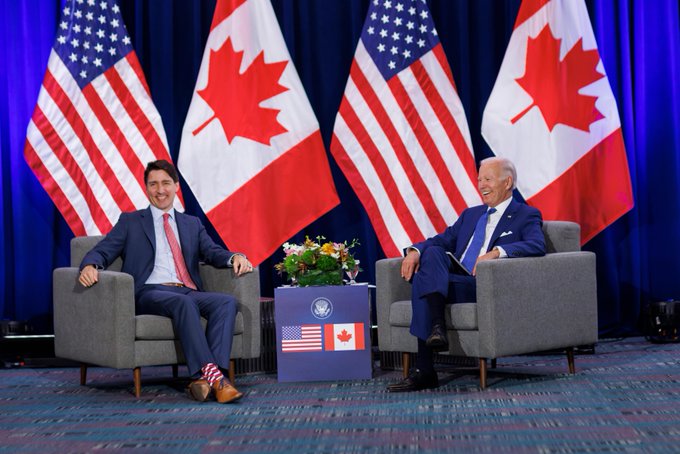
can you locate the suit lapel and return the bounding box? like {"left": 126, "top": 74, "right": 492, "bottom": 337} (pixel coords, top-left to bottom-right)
{"left": 455, "top": 206, "right": 487, "bottom": 259}
{"left": 489, "top": 199, "right": 518, "bottom": 247}
{"left": 462, "top": 206, "right": 486, "bottom": 241}
{"left": 140, "top": 207, "right": 156, "bottom": 251}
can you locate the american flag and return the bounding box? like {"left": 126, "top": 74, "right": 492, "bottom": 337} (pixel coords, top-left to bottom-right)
{"left": 281, "top": 325, "right": 322, "bottom": 352}
{"left": 24, "top": 0, "right": 179, "bottom": 236}
{"left": 330, "top": 0, "right": 481, "bottom": 257}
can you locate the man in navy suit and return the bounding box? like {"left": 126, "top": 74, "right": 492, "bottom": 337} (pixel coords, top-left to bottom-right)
{"left": 388, "top": 157, "right": 546, "bottom": 392}
{"left": 78, "top": 160, "right": 252, "bottom": 403}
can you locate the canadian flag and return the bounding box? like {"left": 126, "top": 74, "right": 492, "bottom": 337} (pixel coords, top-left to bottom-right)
{"left": 178, "top": 0, "right": 339, "bottom": 265}
{"left": 481, "top": 0, "right": 633, "bottom": 244}
{"left": 324, "top": 323, "right": 366, "bottom": 351}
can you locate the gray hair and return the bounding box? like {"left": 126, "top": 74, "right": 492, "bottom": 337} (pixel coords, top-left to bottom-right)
{"left": 480, "top": 156, "right": 517, "bottom": 189}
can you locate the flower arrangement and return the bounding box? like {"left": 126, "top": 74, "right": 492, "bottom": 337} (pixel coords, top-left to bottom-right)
{"left": 275, "top": 236, "right": 360, "bottom": 286}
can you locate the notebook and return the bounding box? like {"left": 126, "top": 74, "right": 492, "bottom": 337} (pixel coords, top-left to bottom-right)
{"left": 446, "top": 251, "right": 471, "bottom": 276}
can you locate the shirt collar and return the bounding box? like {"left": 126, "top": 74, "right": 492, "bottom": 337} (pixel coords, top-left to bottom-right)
{"left": 149, "top": 205, "right": 175, "bottom": 222}
{"left": 488, "top": 196, "right": 512, "bottom": 217}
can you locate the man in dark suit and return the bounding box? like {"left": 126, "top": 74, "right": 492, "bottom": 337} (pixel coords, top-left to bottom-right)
{"left": 78, "top": 160, "right": 252, "bottom": 403}
{"left": 388, "top": 157, "right": 546, "bottom": 392}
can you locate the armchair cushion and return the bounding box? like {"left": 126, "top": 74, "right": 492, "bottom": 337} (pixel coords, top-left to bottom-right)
{"left": 388, "top": 301, "right": 479, "bottom": 330}
{"left": 135, "top": 313, "right": 245, "bottom": 340}
{"left": 447, "top": 303, "right": 478, "bottom": 330}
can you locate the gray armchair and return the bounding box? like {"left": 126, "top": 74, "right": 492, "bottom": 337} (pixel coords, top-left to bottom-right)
{"left": 53, "top": 236, "right": 261, "bottom": 397}
{"left": 376, "top": 221, "right": 597, "bottom": 389}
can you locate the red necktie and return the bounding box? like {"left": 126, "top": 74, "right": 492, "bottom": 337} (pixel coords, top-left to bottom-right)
{"left": 163, "top": 213, "right": 197, "bottom": 289}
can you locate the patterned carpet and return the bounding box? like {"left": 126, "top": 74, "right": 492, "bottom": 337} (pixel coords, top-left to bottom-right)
{"left": 1, "top": 337, "right": 679, "bottom": 453}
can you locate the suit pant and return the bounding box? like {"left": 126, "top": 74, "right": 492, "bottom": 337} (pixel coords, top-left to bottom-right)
{"left": 136, "top": 284, "right": 237, "bottom": 376}
{"left": 410, "top": 246, "right": 476, "bottom": 340}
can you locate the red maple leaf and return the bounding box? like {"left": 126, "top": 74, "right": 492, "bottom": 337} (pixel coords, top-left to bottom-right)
{"left": 192, "top": 37, "right": 289, "bottom": 145}
{"left": 337, "top": 329, "right": 352, "bottom": 343}
{"left": 512, "top": 25, "right": 605, "bottom": 132}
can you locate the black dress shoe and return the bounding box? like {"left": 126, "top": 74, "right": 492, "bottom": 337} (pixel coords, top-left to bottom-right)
{"left": 387, "top": 369, "right": 439, "bottom": 392}
{"left": 425, "top": 324, "right": 449, "bottom": 351}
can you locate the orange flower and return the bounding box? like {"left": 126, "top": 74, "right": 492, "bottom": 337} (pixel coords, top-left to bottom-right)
{"left": 320, "top": 242, "right": 336, "bottom": 255}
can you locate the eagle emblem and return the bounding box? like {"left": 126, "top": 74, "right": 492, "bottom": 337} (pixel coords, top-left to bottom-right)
{"left": 311, "top": 297, "right": 333, "bottom": 319}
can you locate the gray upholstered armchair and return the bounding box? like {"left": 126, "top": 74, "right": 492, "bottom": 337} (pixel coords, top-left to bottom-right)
{"left": 53, "top": 236, "right": 261, "bottom": 397}
{"left": 376, "top": 221, "right": 597, "bottom": 389}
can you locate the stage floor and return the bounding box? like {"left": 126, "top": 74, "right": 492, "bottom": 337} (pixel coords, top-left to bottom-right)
{"left": 1, "top": 337, "right": 679, "bottom": 453}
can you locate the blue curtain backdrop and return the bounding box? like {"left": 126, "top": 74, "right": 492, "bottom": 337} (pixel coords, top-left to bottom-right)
{"left": 0, "top": 0, "right": 678, "bottom": 336}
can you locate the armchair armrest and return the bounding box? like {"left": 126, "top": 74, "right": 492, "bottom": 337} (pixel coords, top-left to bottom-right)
{"left": 474, "top": 251, "right": 598, "bottom": 358}
{"left": 376, "top": 257, "right": 410, "bottom": 350}
{"left": 53, "top": 267, "right": 136, "bottom": 368}
{"left": 199, "top": 264, "right": 261, "bottom": 358}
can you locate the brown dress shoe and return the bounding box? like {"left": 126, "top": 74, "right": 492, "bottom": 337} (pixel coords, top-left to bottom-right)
{"left": 212, "top": 377, "right": 243, "bottom": 403}
{"left": 186, "top": 379, "right": 212, "bottom": 402}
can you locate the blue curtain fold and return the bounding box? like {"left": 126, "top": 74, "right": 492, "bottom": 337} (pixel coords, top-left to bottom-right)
{"left": 0, "top": 0, "right": 68, "bottom": 331}
{"left": 0, "top": 0, "right": 678, "bottom": 336}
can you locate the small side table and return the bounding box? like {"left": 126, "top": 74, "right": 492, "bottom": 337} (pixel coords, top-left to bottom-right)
{"left": 274, "top": 284, "right": 372, "bottom": 382}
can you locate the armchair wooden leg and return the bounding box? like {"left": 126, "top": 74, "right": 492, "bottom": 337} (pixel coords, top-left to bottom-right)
{"left": 80, "top": 364, "right": 88, "bottom": 385}
{"left": 479, "top": 358, "right": 487, "bottom": 390}
{"left": 566, "top": 347, "right": 576, "bottom": 374}
{"left": 133, "top": 367, "right": 142, "bottom": 398}
{"left": 402, "top": 352, "right": 411, "bottom": 379}
{"left": 228, "top": 359, "right": 235, "bottom": 384}
{"left": 490, "top": 359, "right": 497, "bottom": 369}
{"left": 171, "top": 364, "right": 179, "bottom": 378}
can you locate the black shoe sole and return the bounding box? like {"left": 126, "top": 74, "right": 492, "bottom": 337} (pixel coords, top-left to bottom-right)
{"left": 425, "top": 340, "right": 449, "bottom": 352}
{"left": 386, "top": 383, "right": 439, "bottom": 392}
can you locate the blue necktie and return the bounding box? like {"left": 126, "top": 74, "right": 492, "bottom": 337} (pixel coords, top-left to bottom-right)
{"left": 461, "top": 207, "right": 497, "bottom": 273}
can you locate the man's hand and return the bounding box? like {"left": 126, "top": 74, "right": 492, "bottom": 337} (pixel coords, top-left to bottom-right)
{"left": 232, "top": 254, "right": 253, "bottom": 277}
{"left": 400, "top": 249, "right": 420, "bottom": 281}
{"left": 78, "top": 264, "right": 99, "bottom": 287}
{"left": 471, "top": 247, "right": 501, "bottom": 276}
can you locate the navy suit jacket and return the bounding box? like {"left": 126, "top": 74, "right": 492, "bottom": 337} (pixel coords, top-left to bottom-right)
{"left": 80, "top": 207, "right": 235, "bottom": 295}
{"left": 413, "top": 198, "right": 546, "bottom": 261}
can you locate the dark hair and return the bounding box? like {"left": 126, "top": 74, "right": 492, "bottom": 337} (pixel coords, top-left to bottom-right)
{"left": 144, "top": 160, "right": 179, "bottom": 184}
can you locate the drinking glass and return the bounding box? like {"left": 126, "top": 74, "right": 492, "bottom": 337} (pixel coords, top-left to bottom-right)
{"left": 345, "top": 260, "right": 360, "bottom": 285}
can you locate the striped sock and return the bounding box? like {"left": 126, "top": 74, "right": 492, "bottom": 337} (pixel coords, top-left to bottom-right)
{"left": 201, "top": 363, "right": 224, "bottom": 386}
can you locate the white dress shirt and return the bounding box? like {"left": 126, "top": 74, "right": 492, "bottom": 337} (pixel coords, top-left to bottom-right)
{"left": 461, "top": 196, "right": 513, "bottom": 262}
{"left": 145, "top": 205, "right": 183, "bottom": 285}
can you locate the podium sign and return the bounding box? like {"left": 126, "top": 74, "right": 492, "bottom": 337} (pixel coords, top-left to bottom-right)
{"left": 274, "top": 285, "right": 372, "bottom": 382}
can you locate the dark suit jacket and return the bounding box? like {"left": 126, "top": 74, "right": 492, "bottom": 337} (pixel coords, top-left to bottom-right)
{"left": 80, "top": 207, "right": 235, "bottom": 295}
{"left": 413, "top": 198, "right": 546, "bottom": 260}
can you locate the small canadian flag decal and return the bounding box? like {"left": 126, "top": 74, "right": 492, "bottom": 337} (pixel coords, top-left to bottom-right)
{"left": 324, "top": 323, "right": 365, "bottom": 351}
